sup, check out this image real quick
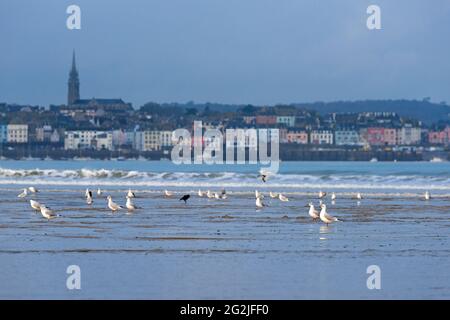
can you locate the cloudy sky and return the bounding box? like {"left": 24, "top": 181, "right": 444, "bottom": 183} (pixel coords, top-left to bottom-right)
{"left": 1, "top": 0, "right": 449, "bottom": 107}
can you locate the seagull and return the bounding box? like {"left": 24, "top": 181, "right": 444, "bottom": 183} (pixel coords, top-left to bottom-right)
{"left": 18, "top": 188, "right": 28, "bottom": 198}
{"left": 198, "top": 190, "right": 205, "bottom": 197}
{"left": 180, "top": 194, "right": 190, "bottom": 203}
{"left": 86, "top": 194, "right": 93, "bottom": 205}
{"left": 356, "top": 192, "right": 363, "bottom": 200}
{"left": 107, "top": 195, "right": 122, "bottom": 212}
{"left": 40, "top": 205, "right": 58, "bottom": 220}
{"left": 319, "top": 191, "right": 327, "bottom": 199}
{"left": 28, "top": 187, "right": 39, "bottom": 193}
{"left": 259, "top": 174, "right": 267, "bottom": 183}
{"left": 97, "top": 188, "right": 102, "bottom": 196}
{"left": 319, "top": 204, "right": 340, "bottom": 226}
{"left": 269, "top": 192, "right": 278, "bottom": 198}
{"left": 307, "top": 202, "right": 319, "bottom": 220}
{"left": 126, "top": 196, "right": 140, "bottom": 211}
{"left": 424, "top": 191, "right": 430, "bottom": 200}
{"left": 127, "top": 189, "right": 136, "bottom": 198}
{"left": 85, "top": 188, "right": 91, "bottom": 198}
{"left": 331, "top": 193, "right": 336, "bottom": 201}
{"left": 206, "top": 190, "right": 214, "bottom": 199}
{"left": 279, "top": 194, "right": 289, "bottom": 202}
{"left": 30, "top": 199, "right": 41, "bottom": 211}
{"left": 214, "top": 192, "right": 220, "bottom": 199}
{"left": 164, "top": 190, "right": 173, "bottom": 197}
{"left": 256, "top": 197, "right": 266, "bottom": 208}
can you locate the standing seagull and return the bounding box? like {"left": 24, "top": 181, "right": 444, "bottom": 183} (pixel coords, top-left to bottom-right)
{"left": 331, "top": 193, "right": 336, "bottom": 201}
{"left": 127, "top": 189, "right": 136, "bottom": 198}
{"left": 86, "top": 193, "right": 94, "bottom": 205}
{"left": 206, "top": 190, "right": 214, "bottom": 199}
{"left": 126, "top": 196, "right": 140, "bottom": 211}
{"left": 356, "top": 192, "right": 363, "bottom": 200}
{"left": 424, "top": 191, "right": 431, "bottom": 200}
{"left": 198, "top": 190, "right": 205, "bottom": 197}
{"left": 18, "top": 188, "right": 28, "bottom": 198}
{"left": 319, "top": 204, "right": 340, "bottom": 226}
{"left": 269, "top": 192, "right": 278, "bottom": 198}
{"left": 255, "top": 190, "right": 264, "bottom": 199}
{"left": 319, "top": 191, "right": 327, "bottom": 199}
{"left": 30, "top": 199, "right": 41, "bottom": 212}
{"left": 164, "top": 190, "right": 174, "bottom": 197}
{"left": 97, "top": 188, "right": 102, "bottom": 196}
{"left": 180, "top": 194, "right": 190, "bottom": 204}
{"left": 279, "top": 194, "right": 289, "bottom": 202}
{"left": 40, "top": 205, "right": 58, "bottom": 220}
{"left": 307, "top": 202, "right": 319, "bottom": 220}
{"left": 107, "top": 195, "right": 122, "bottom": 212}
{"left": 85, "top": 188, "right": 91, "bottom": 198}
{"left": 28, "top": 187, "right": 39, "bottom": 193}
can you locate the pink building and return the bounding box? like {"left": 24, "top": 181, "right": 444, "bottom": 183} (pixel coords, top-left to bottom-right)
{"left": 256, "top": 115, "right": 277, "bottom": 125}
{"left": 366, "top": 127, "right": 385, "bottom": 146}
{"left": 429, "top": 131, "right": 447, "bottom": 144}
{"left": 287, "top": 131, "right": 308, "bottom": 144}
{"left": 383, "top": 128, "right": 397, "bottom": 146}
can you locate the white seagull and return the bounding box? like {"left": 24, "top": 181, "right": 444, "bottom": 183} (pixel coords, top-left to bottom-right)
{"left": 97, "top": 188, "right": 102, "bottom": 196}
{"left": 206, "top": 190, "right": 215, "bottom": 199}
{"left": 278, "top": 194, "right": 289, "bottom": 202}
{"left": 85, "top": 188, "right": 91, "bottom": 198}
{"left": 126, "top": 196, "right": 139, "bottom": 211}
{"left": 319, "top": 191, "right": 327, "bottom": 199}
{"left": 319, "top": 204, "right": 340, "bottom": 226}
{"left": 164, "top": 190, "right": 173, "bottom": 197}
{"left": 86, "top": 194, "right": 94, "bottom": 205}
{"left": 30, "top": 199, "right": 41, "bottom": 211}
{"left": 307, "top": 202, "right": 319, "bottom": 220}
{"left": 127, "top": 189, "right": 136, "bottom": 198}
{"left": 256, "top": 197, "right": 266, "bottom": 208}
{"left": 331, "top": 193, "right": 336, "bottom": 201}
{"left": 269, "top": 192, "right": 278, "bottom": 198}
{"left": 107, "top": 195, "right": 122, "bottom": 212}
{"left": 28, "top": 187, "right": 39, "bottom": 193}
{"left": 18, "top": 188, "right": 28, "bottom": 198}
{"left": 356, "top": 192, "right": 363, "bottom": 200}
{"left": 40, "top": 205, "right": 58, "bottom": 220}
{"left": 198, "top": 190, "right": 205, "bottom": 197}
{"left": 424, "top": 191, "right": 430, "bottom": 200}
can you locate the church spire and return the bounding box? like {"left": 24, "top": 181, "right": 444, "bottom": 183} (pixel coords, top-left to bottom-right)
{"left": 68, "top": 49, "right": 80, "bottom": 105}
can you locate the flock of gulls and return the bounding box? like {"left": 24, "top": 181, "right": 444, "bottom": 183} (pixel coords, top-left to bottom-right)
{"left": 16, "top": 172, "right": 434, "bottom": 226}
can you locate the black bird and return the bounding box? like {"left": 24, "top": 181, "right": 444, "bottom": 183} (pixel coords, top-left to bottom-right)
{"left": 180, "top": 194, "right": 190, "bottom": 203}
{"left": 259, "top": 174, "right": 267, "bottom": 183}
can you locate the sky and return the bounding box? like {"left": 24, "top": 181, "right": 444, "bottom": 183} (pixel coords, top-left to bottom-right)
{"left": 1, "top": 0, "right": 450, "bottom": 108}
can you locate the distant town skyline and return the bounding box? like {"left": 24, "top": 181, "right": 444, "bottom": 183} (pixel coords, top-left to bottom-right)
{"left": 1, "top": 0, "right": 450, "bottom": 107}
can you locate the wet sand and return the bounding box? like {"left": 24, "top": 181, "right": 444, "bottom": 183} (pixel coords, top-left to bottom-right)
{"left": 0, "top": 187, "right": 449, "bottom": 299}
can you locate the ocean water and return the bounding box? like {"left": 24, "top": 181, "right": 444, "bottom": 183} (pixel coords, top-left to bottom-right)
{"left": 0, "top": 160, "right": 449, "bottom": 299}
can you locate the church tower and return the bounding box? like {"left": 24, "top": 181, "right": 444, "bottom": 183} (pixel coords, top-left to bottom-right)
{"left": 67, "top": 50, "right": 80, "bottom": 105}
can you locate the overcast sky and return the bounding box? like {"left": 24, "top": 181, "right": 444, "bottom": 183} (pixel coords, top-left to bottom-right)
{"left": 1, "top": 0, "right": 449, "bottom": 107}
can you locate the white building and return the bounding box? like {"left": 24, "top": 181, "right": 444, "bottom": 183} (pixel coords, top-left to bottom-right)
{"left": 335, "top": 130, "right": 362, "bottom": 146}
{"left": 310, "top": 130, "right": 333, "bottom": 145}
{"left": 64, "top": 131, "right": 113, "bottom": 150}
{"left": 7, "top": 124, "right": 28, "bottom": 143}
{"left": 136, "top": 130, "right": 176, "bottom": 151}
{"left": 397, "top": 125, "right": 421, "bottom": 145}
{"left": 276, "top": 116, "right": 296, "bottom": 128}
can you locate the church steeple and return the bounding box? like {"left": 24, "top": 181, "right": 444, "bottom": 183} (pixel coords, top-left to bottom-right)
{"left": 68, "top": 50, "right": 80, "bottom": 105}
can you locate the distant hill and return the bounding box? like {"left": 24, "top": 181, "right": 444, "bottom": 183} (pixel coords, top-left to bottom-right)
{"left": 293, "top": 100, "right": 450, "bottom": 125}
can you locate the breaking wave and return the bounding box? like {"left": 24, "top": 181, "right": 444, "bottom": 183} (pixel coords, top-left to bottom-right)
{"left": 1, "top": 167, "right": 450, "bottom": 190}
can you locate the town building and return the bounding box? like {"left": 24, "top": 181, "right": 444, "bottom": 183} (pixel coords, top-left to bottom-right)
{"left": 7, "top": 124, "right": 28, "bottom": 143}
{"left": 287, "top": 131, "right": 308, "bottom": 144}
{"left": 64, "top": 131, "right": 113, "bottom": 150}
{"left": 335, "top": 130, "right": 362, "bottom": 146}
{"left": 310, "top": 130, "right": 333, "bottom": 145}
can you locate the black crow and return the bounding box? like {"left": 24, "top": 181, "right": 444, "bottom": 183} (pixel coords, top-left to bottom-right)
{"left": 180, "top": 194, "right": 190, "bottom": 203}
